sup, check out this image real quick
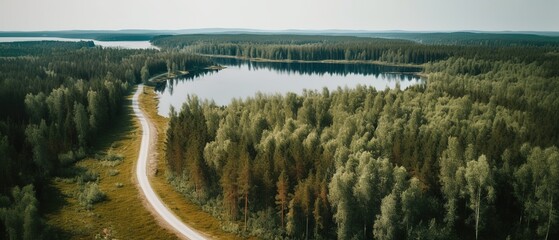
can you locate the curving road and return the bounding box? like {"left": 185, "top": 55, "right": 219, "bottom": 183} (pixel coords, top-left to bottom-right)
{"left": 133, "top": 84, "right": 207, "bottom": 240}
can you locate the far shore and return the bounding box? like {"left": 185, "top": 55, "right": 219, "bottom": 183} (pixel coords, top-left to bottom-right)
{"left": 196, "top": 53, "right": 425, "bottom": 69}
{"left": 145, "top": 54, "right": 426, "bottom": 85}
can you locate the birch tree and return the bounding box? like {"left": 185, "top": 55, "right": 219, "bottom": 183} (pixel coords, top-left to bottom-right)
{"left": 439, "top": 137, "right": 465, "bottom": 227}
{"left": 515, "top": 147, "right": 559, "bottom": 239}
{"left": 464, "top": 155, "right": 494, "bottom": 240}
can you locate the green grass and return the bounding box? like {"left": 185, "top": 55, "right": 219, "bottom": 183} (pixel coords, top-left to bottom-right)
{"left": 44, "top": 87, "right": 178, "bottom": 239}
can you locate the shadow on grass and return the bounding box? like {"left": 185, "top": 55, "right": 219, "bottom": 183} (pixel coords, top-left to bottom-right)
{"left": 55, "top": 165, "right": 88, "bottom": 179}
{"left": 40, "top": 183, "right": 71, "bottom": 240}
{"left": 42, "top": 89, "right": 138, "bottom": 239}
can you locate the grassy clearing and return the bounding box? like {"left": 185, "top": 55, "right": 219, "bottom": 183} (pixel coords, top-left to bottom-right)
{"left": 44, "top": 87, "right": 178, "bottom": 239}
{"left": 140, "top": 85, "right": 243, "bottom": 240}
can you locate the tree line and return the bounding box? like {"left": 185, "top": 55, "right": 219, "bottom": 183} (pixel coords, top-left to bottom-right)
{"left": 152, "top": 34, "right": 450, "bottom": 64}
{"left": 359, "top": 32, "right": 559, "bottom": 47}
{"left": 164, "top": 43, "right": 559, "bottom": 239}
{"left": 152, "top": 34, "right": 559, "bottom": 65}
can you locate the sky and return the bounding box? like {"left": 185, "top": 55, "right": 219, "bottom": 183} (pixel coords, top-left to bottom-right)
{"left": 0, "top": 0, "right": 558, "bottom": 32}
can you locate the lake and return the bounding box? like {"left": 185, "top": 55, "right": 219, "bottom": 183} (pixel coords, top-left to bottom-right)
{"left": 0, "top": 37, "right": 156, "bottom": 49}
{"left": 156, "top": 57, "right": 424, "bottom": 116}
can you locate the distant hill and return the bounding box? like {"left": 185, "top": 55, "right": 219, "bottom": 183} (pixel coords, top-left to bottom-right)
{"left": 0, "top": 30, "right": 166, "bottom": 41}
{"left": 1, "top": 29, "right": 559, "bottom": 46}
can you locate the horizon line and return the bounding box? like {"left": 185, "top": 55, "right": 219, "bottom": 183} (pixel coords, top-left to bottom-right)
{"left": 0, "top": 28, "right": 558, "bottom": 33}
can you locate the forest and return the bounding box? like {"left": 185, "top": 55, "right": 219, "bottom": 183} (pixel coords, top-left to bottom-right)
{"left": 162, "top": 35, "right": 559, "bottom": 239}
{"left": 1, "top": 33, "right": 558, "bottom": 239}
{"left": 0, "top": 41, "right": 212, "bottom": 239}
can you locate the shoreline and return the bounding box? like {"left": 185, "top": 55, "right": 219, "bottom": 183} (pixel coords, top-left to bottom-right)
{"left": 196, "top": 53, "right": 425, "bottom": 69}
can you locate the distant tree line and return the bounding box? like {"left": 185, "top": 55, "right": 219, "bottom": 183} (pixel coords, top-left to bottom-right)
{"left": 356, "top": 32, "right": 559, "bottom": 47}
{"left": 152, "top": 34, "right": 559, "bottom": 65}
{"left": 164, "top": 42, "right": 559, "bottom": 239}
{"left": 152, "top": 34, "right": 449, "bottom": 64}
{"left": 0, "top": 41, "right": 212, "bottom": 239}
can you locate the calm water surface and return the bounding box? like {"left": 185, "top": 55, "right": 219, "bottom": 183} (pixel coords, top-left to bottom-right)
{"left": 0, "top": 37, "right": 156, "bottom": 49}
{"left": 156, "top": 57, "right": 423, "bottom": 116}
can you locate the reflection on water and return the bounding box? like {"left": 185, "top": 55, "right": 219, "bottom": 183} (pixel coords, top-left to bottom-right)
{"left": 156, "top": 57, "right": 424, "bottom": 116}
{"left": 211, "top": 57, "right": 422, "bottom": 77}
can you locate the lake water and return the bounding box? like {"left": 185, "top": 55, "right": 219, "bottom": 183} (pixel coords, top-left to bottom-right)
{"left": 156, "top": 57, "right": 423, "bottom": 116}
{"left": 0, "top": 37, "right": 156, "bottom": 49}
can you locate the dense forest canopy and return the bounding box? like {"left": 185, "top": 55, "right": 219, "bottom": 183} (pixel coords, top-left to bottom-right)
{"left": 0, "top": 41, "right": 212, "bottom": 239}
{"left": 162, "top": 35, "right": 559, "bottom": 239}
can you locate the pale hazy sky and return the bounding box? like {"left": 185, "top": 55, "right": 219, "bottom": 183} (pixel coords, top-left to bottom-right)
{"left": 0, "top": 0, "right": 557, "bottom": 31}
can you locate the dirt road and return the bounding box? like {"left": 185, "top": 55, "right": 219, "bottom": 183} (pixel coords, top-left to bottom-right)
{"left": 133, "top": 84, "right": 207, "bottom": 240}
